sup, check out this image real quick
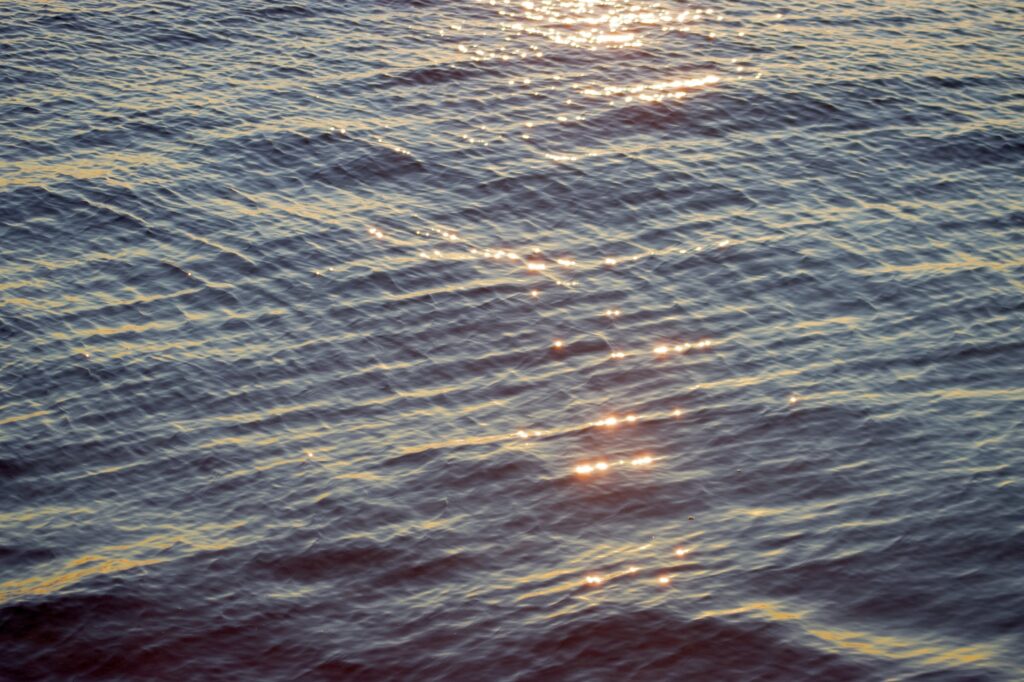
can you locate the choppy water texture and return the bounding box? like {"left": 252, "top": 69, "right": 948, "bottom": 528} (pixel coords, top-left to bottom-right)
{"left": 2, "top": 0, "right": 1023, "bottom": 679}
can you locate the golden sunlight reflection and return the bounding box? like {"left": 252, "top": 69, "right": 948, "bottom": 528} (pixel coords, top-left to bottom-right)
{"left": 458, "top": 0, "right": 765, "bottom": 135}
{"left": 411, "top": 229, "right": 734, "bottom": 295}
{"left": 0, "top": 522, "right": 244, "bottom": 601}
{"left": 376, "top": 4, "right": 781, "bottom": 612}
{"left": 574, "top": 453, "right": 656, "bottom": 476}
{"left": 805, "top": 625, "right": 1001, "bottom": 669}
{"left": 403, "top": 215, "right": 733, "bottom": 507}
{"left": 571, "top": 539, "right": 698, "bottom": 594}
{"left": 508, "top": 404, "right": 693, "bottom": 445}
{"left": 575, "top": 538, "right": 696, "bottom": 592}
{"left": 497, "top": 0, "right": 736, "bottom": 51}
{"left": 438, "top": 1, "right": 769, "bottom": 167}
{"left": 582, "top": 74, "right": 721, "bottom": 103}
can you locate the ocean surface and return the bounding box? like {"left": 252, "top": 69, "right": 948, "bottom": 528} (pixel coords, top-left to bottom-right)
{"left": 2, "top": 0, "right": 1023, "bottom": 679}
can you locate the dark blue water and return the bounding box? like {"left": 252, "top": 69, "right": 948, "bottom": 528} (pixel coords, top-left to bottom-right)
{"left": 2, "top": 1, "right": 1023, "bottom": 679}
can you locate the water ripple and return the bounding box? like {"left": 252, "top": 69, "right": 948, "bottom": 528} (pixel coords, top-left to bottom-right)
{"left": 2, "top": 0, "right": 1022, "bottom": 679}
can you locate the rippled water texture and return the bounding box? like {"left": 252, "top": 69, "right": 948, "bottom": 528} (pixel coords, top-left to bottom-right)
{"left": 2, "top": 0, "right": 1023, "bottom": 679}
